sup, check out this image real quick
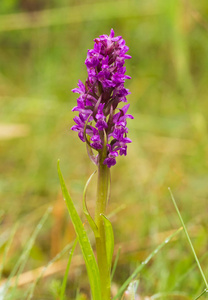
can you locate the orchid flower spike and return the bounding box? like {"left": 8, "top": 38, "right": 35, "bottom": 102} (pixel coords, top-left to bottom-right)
{"left": 71, "top": 29, "right": 133, "bottom": 168}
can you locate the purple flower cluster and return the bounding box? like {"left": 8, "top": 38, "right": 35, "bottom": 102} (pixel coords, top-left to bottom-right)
{"left": 71, "top": 29, "right": 133, "bottom": 168}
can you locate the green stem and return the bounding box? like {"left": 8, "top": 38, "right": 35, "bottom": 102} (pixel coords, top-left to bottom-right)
{"left": 95, "top": 154, "right": 111, "bottom": 300}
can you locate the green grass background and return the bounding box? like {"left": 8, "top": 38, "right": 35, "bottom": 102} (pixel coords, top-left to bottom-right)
{"left": 0, "top": 0, "right": 208, "bottom": 298}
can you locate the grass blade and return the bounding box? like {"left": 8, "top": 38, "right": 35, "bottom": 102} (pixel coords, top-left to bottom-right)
{"left": 111, "top": 247, "right": 121, "bottom": 281}
{"left": 26, "top": 240, "right": 77, "bottom": 300}
{"left": 171, "top": 251, "right": 208, "bottom": 291}
{"left": 125, "top": 280, "right": 139, "bottom": 300}
{"left": 60, "top": 238, "right": 78, "bottom": 300}
{"left": 150, "top": 292, "right": 191, "bottom": 299}
{"left": 194, "top": 289, "right": 208, "bottom": 300}
{"left": 3, "top": 207, "right": 51, "bottom": 297}
{"left": 113, "top": 227, "right": 182, "bottom": 300}
{"left": 14, "top": 208, "right": 52, "bottom": 290}
{"left": 57, "top": 160, "right": 101, "bottom": 300}
{"left": 0, "top": 223, "right": 19, "bottom": 282}
{"left": 168, "top": 188, "right": 208, "bottom": 289}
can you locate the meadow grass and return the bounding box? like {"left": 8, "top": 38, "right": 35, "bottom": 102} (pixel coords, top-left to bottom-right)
{"left": 0, "top": 0, "right": 208, "bottom": 298}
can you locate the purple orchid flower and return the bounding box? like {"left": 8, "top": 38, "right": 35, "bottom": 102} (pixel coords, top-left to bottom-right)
{"left": 71, "top": 29, "right": 133, "bottom": 167}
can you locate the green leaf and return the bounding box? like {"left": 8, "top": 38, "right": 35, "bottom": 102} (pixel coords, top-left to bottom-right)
{"left": 83, "top": 171, "right": 99, "bottom": 238}
{"left": 101, "top": 214, "right": 114, "bottom": 271}
{"left": 57, "top": 160, "right": 101, "bottom": 300}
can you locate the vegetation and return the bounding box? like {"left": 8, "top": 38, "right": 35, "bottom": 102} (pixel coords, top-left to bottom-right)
{"left": 0, "top": 0, "right": 208, "bottom": 299}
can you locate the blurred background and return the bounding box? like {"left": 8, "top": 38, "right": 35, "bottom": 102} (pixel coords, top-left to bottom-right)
{"left": 0, "top": 0, "right": 208, "bottom": 299}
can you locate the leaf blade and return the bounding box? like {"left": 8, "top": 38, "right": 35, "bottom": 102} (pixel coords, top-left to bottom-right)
{"left": 57, "top": 160, "right": 101, "bottom": 300}
{"left": 101, "top": 214, "right": 114, "bottom": 271}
